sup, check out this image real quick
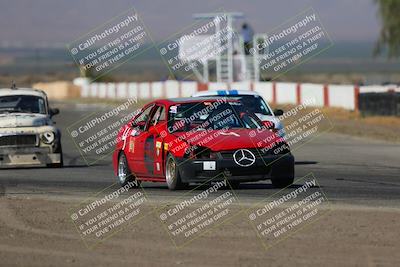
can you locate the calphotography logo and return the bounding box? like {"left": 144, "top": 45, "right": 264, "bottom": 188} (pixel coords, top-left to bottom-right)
{"left": 233, "top": 149, "right": 256, "bottom": 167}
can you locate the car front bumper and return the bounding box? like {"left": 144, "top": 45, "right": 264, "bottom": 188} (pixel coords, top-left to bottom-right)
{"left": 0, "top": 147, "right": 61, "bottom": 168}
{"left": 175, "top": 153, "right": 294, "bottom": 183}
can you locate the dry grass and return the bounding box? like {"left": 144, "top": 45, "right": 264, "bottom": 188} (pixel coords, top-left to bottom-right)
{"left": 323, "top": 107, "right": 400, "bottom": 126}
{"left": 275, "top": 104, "right": 400, "bottom": 143}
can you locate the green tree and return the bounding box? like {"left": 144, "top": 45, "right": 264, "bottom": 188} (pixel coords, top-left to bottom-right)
{"left": 374, "top": 0, "right": 400, "bottom": 58}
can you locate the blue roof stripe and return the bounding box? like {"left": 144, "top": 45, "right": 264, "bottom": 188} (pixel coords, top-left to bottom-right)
{"left": 216, "top": 90, "right": 239, "bottom": 96}
{"left": 217, "top": 90, "right": 226, "bottom": 95}
{"left": 229, "top": 90, "right": 238, "bottom": 95}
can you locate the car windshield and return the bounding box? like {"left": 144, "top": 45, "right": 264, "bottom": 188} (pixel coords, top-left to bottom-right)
{"left": 0, "top": 95, "right": 47, "bottom": 114}
{"left": 168, "top": 101, "right": 263, "bottom": 133}
{"left": 217, "top": 95, "right": 273, "bottom": 116}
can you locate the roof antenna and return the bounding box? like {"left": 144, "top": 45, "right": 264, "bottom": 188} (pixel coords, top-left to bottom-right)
{"left": 11, "top": 80, "right": 17, "bottom": 90}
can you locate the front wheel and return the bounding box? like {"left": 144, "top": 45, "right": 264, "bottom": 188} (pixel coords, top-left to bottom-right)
{"left": 118, "top": 152, "right": 140, "bottom": 188}
{"left": 48, "top": 142, "right": 63, "bottom": 168}
{"left": 227, "top": 180, "right": 241, "bottom": 189}
{"left": 270, "top": 156, "right": 294, "bottom": 188}
{"left": 165, "top": 154, "right": 187, "bottom": 190}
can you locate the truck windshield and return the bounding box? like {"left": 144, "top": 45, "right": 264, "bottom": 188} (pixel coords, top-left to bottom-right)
{"left": 0, "top": 95, "right": 47, "bottom": 114}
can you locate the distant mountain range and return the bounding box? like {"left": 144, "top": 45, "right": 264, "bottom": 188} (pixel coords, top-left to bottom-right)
{"left": 0, "top": 41, "right": 399, "bottom": 83}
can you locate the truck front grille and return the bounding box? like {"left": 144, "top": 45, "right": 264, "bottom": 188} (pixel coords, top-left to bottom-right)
{"left": 0, "top": 134, "right": 38, "bottom": 147}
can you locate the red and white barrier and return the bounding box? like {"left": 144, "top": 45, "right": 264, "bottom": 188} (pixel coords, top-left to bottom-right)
{"left": 75, "top": 78, "right": 399, "bottom": 111}
{"left": 300, "top": 83, "right": 324, "bottom": 107}
{"left": 276, "top": 82, "right": 297, "bottom": 105}
{"left": 151, "top": 82, "right": 164, "bottom": 99}
{"left": 328, "top": 84, "right": 358, "bottom": 110}
{"left": 253, "top": 82, "right": 274, "bottom": 103}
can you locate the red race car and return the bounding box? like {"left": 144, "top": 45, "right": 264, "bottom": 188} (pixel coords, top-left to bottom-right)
{"left": 113, "top": 97, "right": 294, "bottom": 190}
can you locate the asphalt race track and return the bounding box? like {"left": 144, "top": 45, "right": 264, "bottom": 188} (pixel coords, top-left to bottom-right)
{"left": 1, "top": 102, "right": 399, "bottom": 205}
{"left": 1, "top": 102, "right": 400, "bottom": 267}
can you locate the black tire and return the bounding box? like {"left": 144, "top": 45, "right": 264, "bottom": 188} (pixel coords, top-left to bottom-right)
{"left": 270, "top": 156, "right": 295, "bottom": 188}
{"left": 48, "top": 142, "right": 63, "bottom": 168}
{"left": 117, "top": 152, "right": 140, "bottom": 188}
{"left": 271, "top": 176, "right": 294, "bottom": 188}
{"left": 227, "top": 180, "right": 241, "bottom": 189}
{"left": 165, "top": 154, "right": 187, "bottom": 190}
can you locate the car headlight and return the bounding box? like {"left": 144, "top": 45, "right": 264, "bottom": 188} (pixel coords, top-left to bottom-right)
{"left": 41, "top": 131, "right": 55, "bottom": 144}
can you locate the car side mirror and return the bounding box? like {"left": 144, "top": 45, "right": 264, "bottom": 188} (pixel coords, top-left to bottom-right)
{"left": 274, "top": 109, "right": 284, "bottom": 116}
{"left": 50, "top": 108, "right": 60, "bottom": 117}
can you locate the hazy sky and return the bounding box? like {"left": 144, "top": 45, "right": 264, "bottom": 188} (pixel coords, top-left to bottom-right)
{"left": 0, "top": 0, "right": 381, "bottom": 46}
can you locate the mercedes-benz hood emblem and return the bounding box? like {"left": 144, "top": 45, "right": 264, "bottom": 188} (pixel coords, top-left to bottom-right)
{"left": 233, "top": 149, "right": 256, "bottom": 167}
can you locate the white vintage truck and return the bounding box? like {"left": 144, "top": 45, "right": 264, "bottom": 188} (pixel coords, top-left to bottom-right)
{"left": 0, "top": 84, "right": 63, "bottom": 168}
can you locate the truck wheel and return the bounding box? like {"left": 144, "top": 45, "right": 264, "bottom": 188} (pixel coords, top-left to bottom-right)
{"left": 48, "top": 142, "right": 63, "bottom": 168}
{"left": 165, "top": 154, "right": 187, "bottom": 190}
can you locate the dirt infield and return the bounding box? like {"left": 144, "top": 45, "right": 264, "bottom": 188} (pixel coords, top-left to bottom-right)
{"left": 1, "top": 196, "right": 399, "bottom": 267}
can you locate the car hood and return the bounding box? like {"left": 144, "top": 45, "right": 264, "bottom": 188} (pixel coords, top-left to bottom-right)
{"left": 0, "top": 113, "right": 52, "bottom": 128}
{"left": 172, "top": 128, "right": 282, "bottom": 151}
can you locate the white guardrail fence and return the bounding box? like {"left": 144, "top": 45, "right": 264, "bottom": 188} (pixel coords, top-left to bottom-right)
{"left": 74, "top": 78, "right": 400, "bottom": 111}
